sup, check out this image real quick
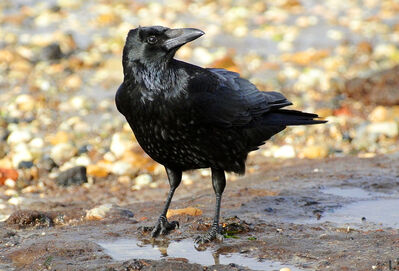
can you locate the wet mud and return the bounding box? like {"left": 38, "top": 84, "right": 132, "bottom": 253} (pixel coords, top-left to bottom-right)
{"left": 1, "top": 153, "right": 399, "bottom": 271}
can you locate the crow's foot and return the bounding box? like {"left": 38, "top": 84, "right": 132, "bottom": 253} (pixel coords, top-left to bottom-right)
{"left": 194, "top": 225, "right": 223, "bottom": 244}
{"left": 151, "top": 216, "right": 179, "bottom": 237}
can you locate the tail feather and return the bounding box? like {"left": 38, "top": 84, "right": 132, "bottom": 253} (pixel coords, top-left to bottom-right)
{"left": 245, "top": 109, "right": 326, "bottom": 151}
{"left": 261, "top": 109, "right": 327, "bottom": 126}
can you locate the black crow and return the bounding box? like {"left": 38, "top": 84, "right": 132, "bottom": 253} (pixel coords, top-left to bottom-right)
{"left": 116, "top": 26, "right": 326, "bottom": 244}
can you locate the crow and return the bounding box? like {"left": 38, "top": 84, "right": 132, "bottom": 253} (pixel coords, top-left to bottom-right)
{"left": 116, "top": 26, "right": 326, "bottom": 244}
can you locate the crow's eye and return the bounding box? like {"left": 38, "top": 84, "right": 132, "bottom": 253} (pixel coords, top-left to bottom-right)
{"left": 146, "top": 36, "right": 158, "bottom": 44}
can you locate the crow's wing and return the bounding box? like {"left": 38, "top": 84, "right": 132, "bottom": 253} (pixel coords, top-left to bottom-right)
{"left": 191, "top": 68, "right": 292, "bottom": 127}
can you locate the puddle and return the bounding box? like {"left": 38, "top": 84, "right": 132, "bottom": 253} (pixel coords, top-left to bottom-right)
{"left": 314, "top": 187, "right": 399, "bottom": 228}
{"left": 318, "top": 198, "right": 399, "bottom": 228}
{"left": 98, "top": 238, "right": 303, "bottom": 271}
{"left": 321, "top": 187, "right": 385, "bottom": 199}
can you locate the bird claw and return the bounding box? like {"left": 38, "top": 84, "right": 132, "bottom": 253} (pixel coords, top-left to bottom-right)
{"left": 194, "top": 226, "right": 223, "bottom": 244}
{"left": 151, "top": 216, "right": 179, "bottom": 238}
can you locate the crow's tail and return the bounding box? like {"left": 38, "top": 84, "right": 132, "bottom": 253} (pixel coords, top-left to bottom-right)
{"left": 262, "top": 109, "right": 327, "bottom": 126}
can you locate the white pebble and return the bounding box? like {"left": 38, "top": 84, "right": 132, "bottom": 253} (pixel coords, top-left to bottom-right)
{"left": 4, "top": 179, "right": 16, "bottom": 188}
{"left": 110, "top": 133, "right": 134, "bottom": 158}
{"left": 111, "top": 161, "right": 133, "bottom": 176}
{"left": 86, "top": 203, "right": 113, "bottom": 220}
{"left": 134, "top": 174, "right": 152, "bottom": 186}
{"left": 7, "top": 129, "right": 32, "bottom": 145}
{"left": 273, "top": 145, "right": 296, "bottom": 158}
{"left": 12, "top": 143, "right": 33, "bottom": 167}
{"left": 50, "top": 143, "right": 77, "bottom": 164}
{"left": 8, "top": 196, "right": 24, "bottom": 205}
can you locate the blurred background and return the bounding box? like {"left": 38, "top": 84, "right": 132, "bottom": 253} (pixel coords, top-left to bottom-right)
{"left": 0, "top": 0, "right": 398, "bottom": 217}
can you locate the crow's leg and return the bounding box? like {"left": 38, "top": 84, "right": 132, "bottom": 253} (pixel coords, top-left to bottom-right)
{"left": 195, "top": 168, "right": 226, "bottom": 244}
{"left": 151, "top": 168, "right": 182, "bottom": 238}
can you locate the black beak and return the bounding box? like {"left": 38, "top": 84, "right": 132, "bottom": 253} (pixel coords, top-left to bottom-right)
{"left": 164, "top": 28, "right": 204, "bottom": 51}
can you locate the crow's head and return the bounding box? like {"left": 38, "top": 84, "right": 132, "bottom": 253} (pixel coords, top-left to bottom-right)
{"left": 123, "top": 26, "right": 204, "bottom": 69}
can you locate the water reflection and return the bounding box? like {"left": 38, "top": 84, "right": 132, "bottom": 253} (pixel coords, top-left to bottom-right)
{"left": 98, "top": 238, "right": 303, "bottom": 271}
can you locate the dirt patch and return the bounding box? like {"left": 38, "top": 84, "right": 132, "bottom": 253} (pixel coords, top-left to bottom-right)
{"left": 1, "top": 154, "right": 399, "bottom": 270}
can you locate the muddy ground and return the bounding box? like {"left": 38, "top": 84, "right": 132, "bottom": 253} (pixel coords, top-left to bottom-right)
{"left": 1, "top": 153, "right": 399, "bottom": 271}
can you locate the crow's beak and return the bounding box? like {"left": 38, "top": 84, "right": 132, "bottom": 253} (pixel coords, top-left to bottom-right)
{"left": 164, "top": 28, "right": 204, "bottom": 51}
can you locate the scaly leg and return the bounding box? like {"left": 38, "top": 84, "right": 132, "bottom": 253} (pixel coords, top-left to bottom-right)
{"left": 195, "top": 168, "right": 226, "bottom": 244}
{"left": 151, "top": 167, "right": 182, "bottom": 237}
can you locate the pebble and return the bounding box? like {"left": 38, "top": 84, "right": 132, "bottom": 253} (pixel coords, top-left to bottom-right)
{"left": 301, "top": 145, "right": 329, "bottom": 159}
{"left": 273, "top": 145, "right": 296, "bottom": 158}
{"left": 4, "top": 178, "right": 16, "bottom": 188}
{"left": 369, "top": 106, "right": 389, "bottom": 122}
{"left": 117, "top": 175, "right": 130, "bottom": 184}
{"left": 367, "top": 122, "right": 398, "bottom": 137}
{"left": 8, "top": 196, "right": 24, "bottom": 205}
{"left": 50, "top": 142, "right": 77, "bottom": 164}
{"left": 40, "top": 43, "right": 63, "bottom": 61}
{"left": 39, "top": 157, "right": 58, "bottom": 172}
{"left": 48, "top": 131, "right": 71, "bottom": 145}
{"left": 86, "top": 203, "right": 113, "bottom": 220}
{"left": 15, "top": 94, "right": 36, "bottom": 112}
{"left": 17, "top": 161, "right": 34, "bottom": 169}
{"left": 12, "top": 144, "right": 33, "bottom": 168}
{"left": 7, "top": 130, "right": 32, "bottom": 145}
{"left": 280, "top": 268, "right": 291, "bottom": 271}
{"left": 75, "top": 155, "right": 91, "bottom": 166}
{"left": 55, "top": 166, "right": 87, "bottom": 186}
{"left": 68, "top": 95, "right": 87, "bottom": 110}
{"left": 111, "top": 161, "right": 133, "bottom": 176}
{"left": 0, "top": 168, "right": 19, "bottom": 184}
{"left": 87, "top": 164, "right": 109, "bottom": 178}
{"left": 29, "top": 137, "right": 44, "bottom": 149}
{"left": 110, "top": 133, "right": 134, "bottom": 158}
{"left": 134, "top": 174, "right": 152, "bottom": 186}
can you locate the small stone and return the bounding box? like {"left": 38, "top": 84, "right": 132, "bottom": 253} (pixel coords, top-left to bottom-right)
{"left": 39, "top": 157, "right": 58, "bottom": 172}
{"left": 55, "top": 166, "right": 87, "bottom": 186}
{"left": 369, "top": 106, "right": 389, "bottom": 123}
{"left": 50, "top": 142, "right": 77, "bottom": 164}
{"left": 0, "top": 168, "right": 19, "bottom": 185}
{"left": 8, "top": 197, "right": 23, "bottom": 205}
{"left": 75, "top": 155, "right": 91, "bottom": 166}
{"left": 17, "top": 161, "right": 34, "bottom": 169}
{"left": 166, "top": 207, "right": 203, "bottom": 219}
{"left": 117, "top": 175, "right": 130, "bottom": 184}
{"left": 86, "top": 203, "right": 113, "bottom": 220}
{"left": 64, "top": 74, "right": 82, "bottom": 91}
{"left": 273, "top": 145, "right": 296, "bottom": 158}
{"left": 29, "top": 137, "right": 44, "bottom": 149}
{"left": 4, "top": 178, "right": 16, "bottom": 188}
{"left": 280, "top": 268, "right": 291, "bottom": 271}
{"left": 367, "top": 122, "right": 398, "bottom": 137}
{"left": 15, "top": 94, "right": 36, "bottom": 112}
{"left": 110, "top": 133, "right": 134, "bottom": 158}
{"left": 134, "top": 174, "right": 152, "bottom": 186}
{"left": 57, "top": 0, "right": 82, "bottom": 9}
{"left": 87, "top": 164, "right": 109, "bottom": 178}
{"left": 301, "top": 145, "right": 328, "bottom": 159}
{"left": 40, "top": 43, "right": 63, "bottom": 61}
{"left": 48, "top": 131, "right": 71, "bottom": 145}
{"left": 193, "top": 47, "right": 214, "bottom": 65}
{"left": 77, "top": 144, "right": 92, "bottom": 155}
{"left": 111, "top": 161, "right": 134, "bottom": 176}
{"left": 5, "top": 189, "right": 18, "bottom": 196}
{"left": 21, "top": 185, "right": 41, "bottom": 194}
{"left": 12, "top": 144, "right": 33, "bottom": 168}
{"left": 7, "top": 130, "right": 32, "bottom": 145}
